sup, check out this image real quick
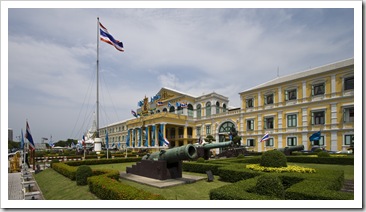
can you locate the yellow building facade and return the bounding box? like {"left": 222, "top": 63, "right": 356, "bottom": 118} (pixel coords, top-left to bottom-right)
{"left": 100, "top": 58, "right": 354, "bottom": 153}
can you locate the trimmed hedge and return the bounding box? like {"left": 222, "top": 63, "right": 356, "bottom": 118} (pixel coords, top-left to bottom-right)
{"left": 286, "top": 156, "right": 354, "bottom": 165}
{"left": 88, "top": 175, "right": 164, "bottom": 200}
{"left": 260, "top": 150, "right": 287, "bottom": 167}
{"left": 182, "top": 162, "right": 224, "bottom": 175}
{"left": 65, "top": 157, "right": 141, "bottom": 166}
{"left": 52, "top": 162, "right": 78, "bottom": 180}
{"left": 210, "top": 169, "right": 353, "bottom": 200}
{"left": 217, "top": 164, "right": 262, "bottom": 183}
{"left": 76, "top": 165, "right": 93, "bottom": 185}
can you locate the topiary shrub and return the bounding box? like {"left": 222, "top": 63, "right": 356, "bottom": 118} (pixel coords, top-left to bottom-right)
{"left": 317, "top": 151, "right": 330, "bottom": 158}
{"left": 255, "top": 175, "right": 285, "bottom": 199}
{"left": 260, "top": 150, "right": 287, "bottom": 167}
{"left": 196, "top": 157, "right": 205, "bottom": 163}
{"left": 76, "top": 165, "right": 93, "bottom": 185}
{"left": 237, "top": 154, "right": 245, "bottom": 159}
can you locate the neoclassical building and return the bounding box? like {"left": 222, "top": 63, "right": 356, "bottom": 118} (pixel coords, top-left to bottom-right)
{"left": 100, "top": 58, "right": 354, "bottom": 153}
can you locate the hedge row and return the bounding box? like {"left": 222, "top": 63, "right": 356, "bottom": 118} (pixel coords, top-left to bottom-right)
{"left": 217, "top": 164, "right": 262, "bottom": 183}
{"left": 210, "top": 169, "right": 353, "bottom": 200}
{"left": 286, "top": 156, "right": 354, "bottom": 165}
{"left": 65, "top": 157, "right": 141, "bottom": 166}
{"left": 52, "top": 160, "right": 164, "bottom": 200}
{"left": 182, "top": 162, "right": 224, "bottom": 175}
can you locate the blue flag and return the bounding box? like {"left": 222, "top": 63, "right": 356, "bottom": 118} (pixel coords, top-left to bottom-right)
{"left": 309, "top": 131, "right": 321, "bottom": 141}
{"left": 99, "top": 20, "right": 124, "bottom": 52}
{"left": 105, "top": 129, "right": 109, "bottom": 149}
{"left": 21, "top": 129, "right": 24, "bottom": 149}
{"left": 25, "top": 121, "right": 35, "bottom": 150}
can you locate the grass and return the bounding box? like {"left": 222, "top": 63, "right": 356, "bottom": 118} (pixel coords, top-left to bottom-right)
{"left": 34, "top": 161, "right": 354, "bottom": 200}
{"left": 34, "top": 168, "right": 99, "bottom": 200}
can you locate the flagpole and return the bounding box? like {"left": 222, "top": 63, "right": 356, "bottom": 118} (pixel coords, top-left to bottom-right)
{"left": 96, "top": 17, "right": 100, "bottom": 138}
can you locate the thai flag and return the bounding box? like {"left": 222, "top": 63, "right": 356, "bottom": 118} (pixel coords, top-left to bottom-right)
{"left": 163, "top": 137, "right": 170, "bottom": 146}
{"left": 131, "top": 110, "right": 138, "bottom": 118}
{"left": 99, "top": 21, "right": 124, "bottom": 52}
{"left": 259, "top": 133, "right": 270, "bottom": 143}
{"left": 25, "top": 121, "right": 35, "bottom": 150}
{"left": 157, "top": 101, "right": 163, "bottom": 106}
{"left": 181, "top": 102, "right": 187, "bottom": 108}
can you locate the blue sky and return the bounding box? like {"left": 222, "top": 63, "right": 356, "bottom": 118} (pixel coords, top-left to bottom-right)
{"left": 3, "top": 2, "right": 359, "bottom": 145}
{"left": 1, "top": 1, "right": 363, "bottom": 209}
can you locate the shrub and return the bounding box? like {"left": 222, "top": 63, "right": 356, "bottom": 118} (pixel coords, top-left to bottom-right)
{"left": 237, "top": 154, "right": 245, "bottom": 159}
{"left": 317, "top": 151, "right": 330, "bottom": 158}
{"left": 260, "top": 150, "right": 287, "bottom": 167}
{"left": 76, "top": 165, "right": 93, "bottom": 185}
{"left": 196, "top": 157, "right": 205, "bottom": 163}
{"left": 314, "top": 148, "right": 323, "bottom": 153}
{"left": 255, "top": 175, "right": 285, "bottom": 199}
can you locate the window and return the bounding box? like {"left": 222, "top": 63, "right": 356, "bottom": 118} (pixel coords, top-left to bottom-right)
{"left": 206, "top": 125, "right": 211, "bottom": 135}
{"left": 196, "top": 127, "right": 201, "bottom": 137}
{"left": 312, "top": 136, "right": 325, "bottom": 146}
{"left": 266, "top": 138, "right": 274, "bottom": 147}
{"left": 287, "top": 137, "right": 297, "bottom": 146}
{"left": 187, "top": 104, "right": 194, "bottom": 117}
{"left": 344, "top": 135, "right": 353, "bottom": 145}
{"left": 216, "top": 102, "right": 220, "bottom": 114}
{"left": 312, "top": 83, "right": 325, "bottom": 96}
{"left": 206, "top": 102, "right": 211, "bottom": 117}
{"left": 197, "top": 104, "right": 201, "bottom": 119}
{"left": 219, "top": 122, "right": 235, "bottom": 133}
{"left": 246, "top": 98, "right": 254, "bottom": 108}
{"left": 169, "top": 106, "right": 175, "bottom": 113}
{"left": 287, "top": 114, "right": 297, "bottom": 127}
{"left": 247, "top": 119, "right": 254, "bottom": 131}
{"left": 344, "top": 76, "right": 354, "bottom": 90}
{"left": 264, "top": 117, "right": 274, "bottom": 129}
{"left": 264, "top": 94, "right": 274, "bottom": 105}
{"left": 177, "top": 105, "right": 183, "bottom": 114}
{"left": 312, "top": 111, "right": 325, "bottom": 125}
{"left": 223, "top": 104, "right": 227, "bottom": 112}
{"left": 247, "top": 139, "right": 255, "bottom": 147}
{"left": 162, "top": 108, "right": 167, "bottom": 112}
{"left": 285, "top": 89, "right": 297, "bottom": 101}
{"left": 344, "top": 107, "right": 354, "bottom": 123}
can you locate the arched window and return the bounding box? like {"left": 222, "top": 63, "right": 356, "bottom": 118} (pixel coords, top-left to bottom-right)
{"left": 206, "top": 102, "right": 211, "bottom": 117}
{"left": 163, "top": 108, "right": 167, "bottom": 112}
{"left": 187, "top": 104, "right": 193, "bottom": 117}
{"left": 216, "top": 101, "right": 220, "bottom": 114}
{"left": 169, "top": 106, "right": 175, "bottom": 113}
{"left": 177, "top": 105, "right": 183, "bottom": 115}
{"left": 223, "top": 104, "right": 227, "bottom": 112}
{"left": 156, "top": 110, "right": 160, "bottom": 113}
{"left": 197, "top": 104, "right": 202, "bottom": 119}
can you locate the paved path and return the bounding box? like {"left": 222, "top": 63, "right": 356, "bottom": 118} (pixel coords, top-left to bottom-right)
{"left": 8, "top": 172, "right": 23, "bottom": 200}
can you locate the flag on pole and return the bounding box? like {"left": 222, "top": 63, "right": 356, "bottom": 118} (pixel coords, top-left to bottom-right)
{"left": 21, "top": 129, "right": 24, "bottom": 149}
{"left": 131, "top": 110, "right": 138, "bottom": 118}
{"left": 25, "top": 121, "right": 35, "bottom": 150}
{"left": 309, "top": 131, "right": 321, "bottom": 141}
{"left": 157, "top": 101, "right": 163, "bottom": 106}
{"left": 99, "top": 21, "right": 124, "bottom": 52}
{"left": 105, "top": 129, "right": 109, "bottom": 149}
{"left": 259, "top": 133, "right": 269, "bottom": 143}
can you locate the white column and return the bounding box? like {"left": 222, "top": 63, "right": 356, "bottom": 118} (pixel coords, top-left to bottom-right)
{"left": 302, "top": 81, "right": 307, "bottom": 102}
{"left": 278, "top": 86, "right": 282, "bottom": 106}
{"left": 302, "top": 107, "right": 308, "bottom": 131}
{"left": 331, "top": 103, "right": 338, "bottom": 129}
{"left": 277, "top": 111, "right": 283, "bottom": 133}
{"left": 331, "top": 74, "right": 336, "bottom": 98}
{"left": 302, "top": 133, "right": 308, "bottom": 150}
{"left": 331, "top": 131, "right": 338, "bottom": 151}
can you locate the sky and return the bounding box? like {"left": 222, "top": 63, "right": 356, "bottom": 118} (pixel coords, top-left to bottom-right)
{"left": 3, "top": 1, "right": 359, "bottom": 145}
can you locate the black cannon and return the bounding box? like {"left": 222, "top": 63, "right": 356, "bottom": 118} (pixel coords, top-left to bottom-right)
{"left": 194, "top": 141, "right": 234, "bottom": 160}
{"left": 126, "top": 144, "right": 198, "bottom": 180}
{"left": 276, "top": 145, "right": 304, "bottom": 156}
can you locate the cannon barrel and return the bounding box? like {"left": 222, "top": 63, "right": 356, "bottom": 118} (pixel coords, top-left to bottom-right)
{"left": 194, "top": 141, "right": 233, "bottom": 149}
{"left": 142, "top": 144, "right": 197, "bottom": 164}
{"left": 277, "top": 145, "right": 304, "bottom": 155}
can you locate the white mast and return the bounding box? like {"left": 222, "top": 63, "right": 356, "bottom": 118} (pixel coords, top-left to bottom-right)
{"left": 96, "top": 17, "right": 100, "bottom": 138}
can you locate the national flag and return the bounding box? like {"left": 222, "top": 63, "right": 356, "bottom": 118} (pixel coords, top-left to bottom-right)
{"left": 309, "top": 131, "right": 321, "bottom": 141}
{"left": 168, "top": 102, "right": 172, "bottom": 108}
{"left": 49, "top": 135, "right": 54, "bottom": 147}
{"left": 157, "top": 101, "right": 163, "bottom": 106}
{"left": 105, "top": 129, "right": 109, "bottom": 149}
{"left": 181, "top": 102, "right": 188, "bottom": 108}
{"left": 131, "top": 110, "right": 138, "bottom": 118}
{"left": 99, "top": 21, "right": 124, "bottom": 52}
{"left": 82, "top": 135, "right": 86, "bottom": 146}
{"left": 118, "top": 142, "right": 121, "bottom": 149}
{"left": 259, "top": 133, "right": 269, "bottom": 143}
{"left": 176, "top": 102, "right": 181, "bottom": 107}
{"left": 21, "top": 129, "right": 24, "bottom": 149}
{"left": 163, "top": 137, "right": 170, "bottom": 146}
{"left": 25, "top": 121, "right": 35, "bottom": 150}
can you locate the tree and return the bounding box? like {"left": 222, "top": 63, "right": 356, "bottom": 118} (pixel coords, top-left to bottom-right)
{"left": 204, "top": 135, "right": 216, "bottom": 143}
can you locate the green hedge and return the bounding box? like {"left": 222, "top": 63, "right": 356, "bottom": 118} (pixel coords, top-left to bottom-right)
{"left": 65, "top": 157, "right": 141, "bottom": 166}
{"left": 286, "top": 156, "right": 354, "bottom": 165}
{"left": 210, "top": 169, "right": 353, "bottom": 200}
{"left": 87, "top": 174, "right": 164, "bottom": 200}
{"left": 52, "top": 163, "right": 78, "bottom": 180}
{"left": 182, "top": 162, "right": 224, "bottom": 175}
{"left": 217, "top": 164, "right": 262, "bottom": 183}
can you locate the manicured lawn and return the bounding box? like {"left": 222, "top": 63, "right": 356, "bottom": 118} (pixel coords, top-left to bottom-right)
{"left": 34, "top": 161, "right": 354, "bottom": 200}
{"left": 34, "top": 168, "right": 99, "bottom": 200}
